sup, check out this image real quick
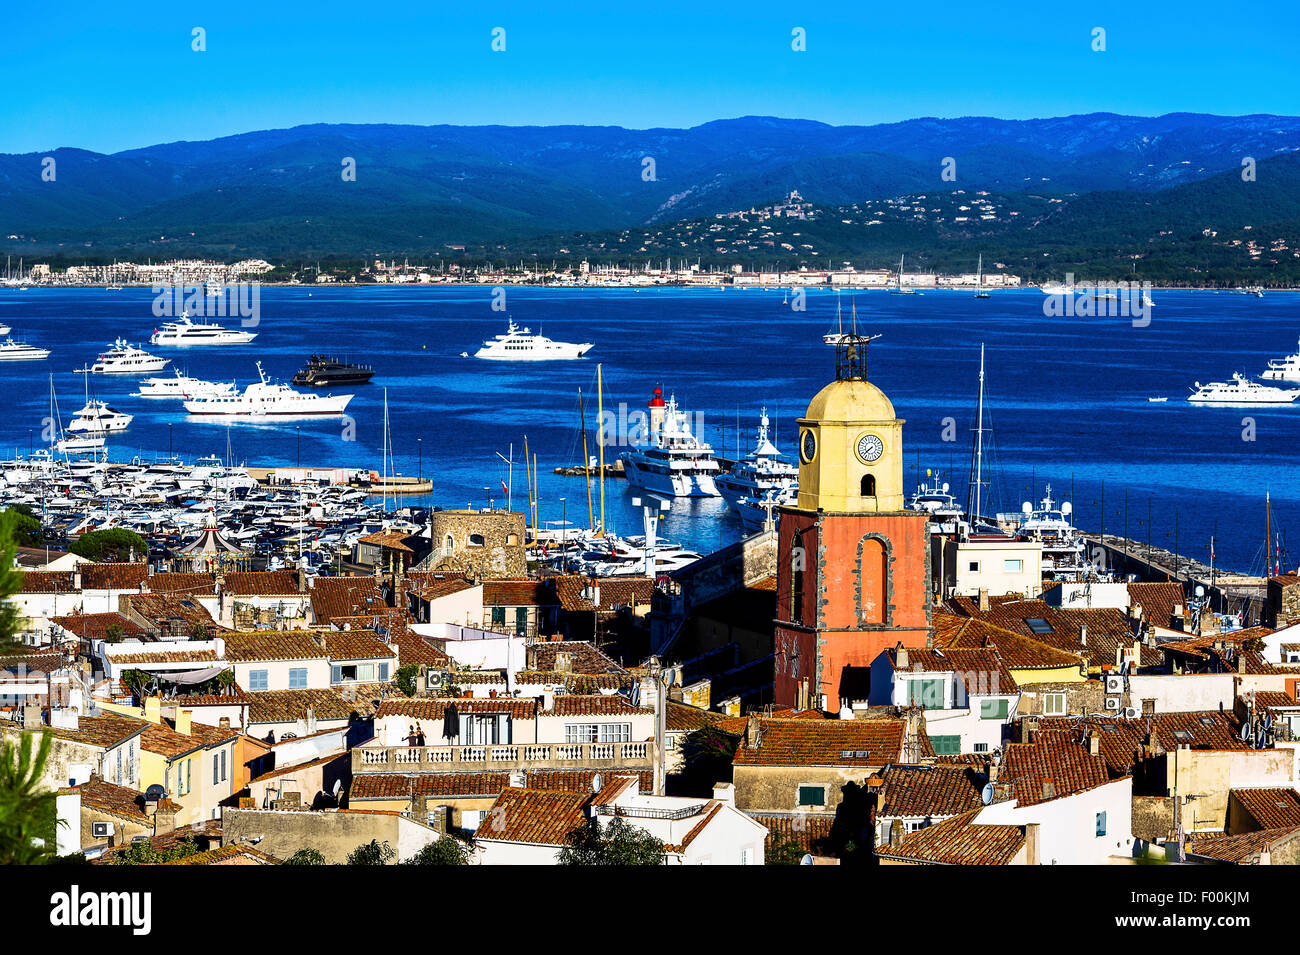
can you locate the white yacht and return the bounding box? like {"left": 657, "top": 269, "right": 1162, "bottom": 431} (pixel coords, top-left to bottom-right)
{"left": 150, "top": 312, "right": 257, "bottom": 346}
{"left": 0, "top": 323, "right": 9, "bottom": 335}
{"left": 0, "top": 338, "right": 50, "bottom": 361}
{"left": 133, "top": 369, "right": 237, "bottom": 400}
{"left": 1188, "top": 374, "right": 1300, "bottom": 404}
{"left": 907, "top": 474, "right": 969, "bottom": 535}
{"left": 717, "top": 408, "right": 797, "bottom": 510}
{"left": 67, "top": 399, "right": 133, "bottom": 434}
{"left": 620, "top": 387, "right": 721, "bottom": 497}
{"left": 55, "top": 433, "right": 106, "bottom": 454}
{"left": 91, "top": 339, "right": 170, "bottom": 374}
{"left": 474, "top": 319, "right": 592, "bottom": 361}
{"left": 734, "top": 484, "right": 797, "bottom": 531}
{"left": 1261, "top": 340, "right": 1300, "bottom": 383}
{"left": 890, "top": 254, "right": 916, "bottom": 295}
{"left": 1014, "top": 486, "right": 1099, "bottom": 582}
{"left": 184, "top": 361, "right": 354, "bottom": 417}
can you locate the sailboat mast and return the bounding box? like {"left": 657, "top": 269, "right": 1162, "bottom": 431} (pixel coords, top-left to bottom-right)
{"left": 524, "top": 435, "right": 533, "bottom": 539}
{"left": 597, "top": 364, "right": 606, "bottom": 536}
{"left": 975, "top": 344, "right": 985, "bottom": 523}
{"left": 580, "top": 388, "right": 594, "bottom": 533}
{"left": 1267, "top": 491, "right": 1272, "bottom": 574}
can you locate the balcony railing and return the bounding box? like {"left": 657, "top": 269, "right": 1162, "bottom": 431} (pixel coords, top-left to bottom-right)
{"left": 353, "top": 740, "right": 652, "bottom": 773}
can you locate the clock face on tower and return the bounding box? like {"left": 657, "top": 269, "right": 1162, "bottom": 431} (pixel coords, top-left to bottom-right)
{"left": 857, "top": 433, "right": 884, "bottom": 463}
{"left": 800, "top": 429, "right": 817, "bottom": 464}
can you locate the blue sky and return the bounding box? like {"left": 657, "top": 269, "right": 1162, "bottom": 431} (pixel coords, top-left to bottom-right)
{"left": 3, "top": 0, "right": 1297, "bottom": 153}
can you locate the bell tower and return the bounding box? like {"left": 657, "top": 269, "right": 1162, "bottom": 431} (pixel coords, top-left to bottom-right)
{"left": 774, "top": 335, "right": 931, "bottom": 712}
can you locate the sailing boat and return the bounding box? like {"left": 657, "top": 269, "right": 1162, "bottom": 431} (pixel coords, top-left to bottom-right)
{"left": 974, "top": 254, "right": 991, "bottom": 299}
{"left": 50, "top": 375, "right": 105, "bottom": 454}
{"left": 890, "top": 254, "right": 916, "bottom": 295}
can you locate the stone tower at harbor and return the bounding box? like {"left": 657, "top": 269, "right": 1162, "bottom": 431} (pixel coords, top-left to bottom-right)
{"left": 773, "top": 336, "right": 930, "bottom": 712}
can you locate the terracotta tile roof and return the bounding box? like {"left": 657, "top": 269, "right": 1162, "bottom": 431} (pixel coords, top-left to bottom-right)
{"left": 358, "top": 530, "right": 422, "bottom": 552}
{"left": 310, "top": 577, "right": 385, "bottom": 624}
{"left": 373, "top": 698, "right": 537, "bottom": 721}
{"left": 122, "top": 591, "right": 219, "bottom": 630}
{"left": 548, "top": 695, "right": 649, "bottom": 717}
{"left": 876, "top": 808, "right": 1025, "bottom": 865}
{"left": 1127, "top": 582, "right": 1186, "bottom": 630}
{"left": 524, "top": 768, "right": 654, "bottom": 793}
{"left": 477, "top": 787, "right": 590, "bottom": 845}
{"left": 222, "top": 571, "right": 302, "bottom": 596}
{"left": 324, "top": 629, "right": 395, "bottom": 662}
{"left": 877, "top": 764, "right": 987, "bottom": 818}
{"left": 139, "top": 716, "right": 238, "bottom": 760}
{"left": 526, "top": 640, "right": 626, "bottom": 675}
{"left": 81, "top": 562, "right": 149, "bottom": 591}
{"left": 1232, "top": 788, "right": 1300, "bottom": 830}
{"left": 942, "top": 598, "right": 1152, "bottom": 670}
{"left": 222, "top": 630, "right": 328, "bottom": 662}
{"left": 147, "top": 572, "right": 218, "bottom": 596}
{"left": 58, "top": 778, "right": 151, "bottom": 823}
{"left": 1187, "top": 826, "right": 1300, "bottom": 863}
{"left": 17, "top": 570, "right": 77, "bottom": 593}
{"left": 246, "top": 687, "right": 368, "bottom": 725}
{"left": 350, "top": 772, "right": 511, "bottom": 799}
{"left": 1035, "top": 711, "right": 1246, "bottom": 775}
{"left": 931, "top": 613, "right": 1083, "bottom": 671}
{"left": 665, "top": 700, "right": 734, "bottom": 733}
{"left": 91, "top": 821, "right": 224, "bottom": 863}
{"left": 551, "top": 576, "right": 654, "bottom": 613}
{"left": 109, "top": 647, "right": 221, "bottom": 665}
{"left": 483, "top": 579, "right": 553, "bottom": 607}
{"left": 733, "top": 717, "right": 910, "bottom": 768}
{"left": 891, "top": 645, "right": 1018, "bottom": 696}
{"left": 413, "top": 576, "right": 478, "bottom": 601}
{"left": 515, "top": 671, "right": 634, "bottom": 690}
{"left": 1254, "top": 691, "right": 1300, "bottom": 713}
{"left": 331, "top": 611, "right": 450, "bottom": 668}
{"left": 50, "top": 613, "right": 149, "bottom": 642}
{"left": 1001, "top": 731, "right": 1111, "bottom": 806}
{"left": 161, "top": 843, "right": 280, "bottom": 865}
{"left": 748, "top": 812, "right": 835, "bottom": 857}
{"left": 43, "top": 713, "right": 148, "bottom": 749}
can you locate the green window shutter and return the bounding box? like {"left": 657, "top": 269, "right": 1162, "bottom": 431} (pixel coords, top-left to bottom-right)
{"left": 980, "top": 699, "right": 1010, "bottom": 719}
{"left": 930, "top": 735, "right": 961, "bottom": 755}
{"left": 797, "top": 785, "right": 826, "bottom": 807}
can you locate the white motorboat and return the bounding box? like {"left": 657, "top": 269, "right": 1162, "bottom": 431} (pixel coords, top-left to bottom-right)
{"left": 474, "top": 319, "right": 592, "bottom": 361}
{"left": 92, "top": 339, "right": 170, "bottom": 374}
{"left": 620, "top": 387, "right": 721, "bottom": 497}
{"left": 133, "top": 369, "right": 237, "bottom": 399}
{"left": 150, "top": 311, "right": 257, "bottom": 346}
{"left": 55, "top": 434, "right": 107, "bottom": 454}
{"left": 906, "top": 473, "right": 970, "bottom": 536}
{"left": 1014, "top": 486, "right": 1100, "bottom": 582}
{"left": 0, "top": 323, "right": 9, "bottom": 335}
{"left": 717, "top": 408, "right": 797, "bottom": 510}
{"left": 184, "top": 361, "right": 354, "bottom": 417}
{"left": 0, "top": 338, "right": 50, "bottom": 361}
{"left": 1188, "top": 373, "right": 1300, "bottom": 404}
{"left": 1040, "top": 281, "right": 1073, "bottom": 295}
{"left": 734, "top": 484, "right": 796, "bottom": 531}
{"left": 1261, "top": 340, "right": 1300, "bottom": 383}
{"left": 67, "top": 399, "right": 132, "bottom": 434}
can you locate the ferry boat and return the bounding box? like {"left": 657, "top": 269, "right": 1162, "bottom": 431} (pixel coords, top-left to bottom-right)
{"left": 0, "top": 338, "right": 50, "bottom": 361}
{"left": 1260, "top": 340, "right": 1300, "bottom": 383}
{"left": 620, "top": 387, "right": 721, "bottom": 497}
{"left": 1014, "top": 486, "right": 1099, "bottom": 582}
{"left": 184, "top": 362, "right": 354, "bottom": 417}
{"left": 133, "top": 369, "right": 237, "bottom": 400}
{"left": 91, "top": 339, "right": 170, "bottom": 374}
{"left": 1187, "top": 374, "right": 1300, "bottom": 404}
{"left": 906, "top": 473, "right": 969, "bottom": 535}
{"left": 474, "top": 320, "right": 592, "bottom": 361}
{"left": 716, "top": 408, "right": 797, "bottom": 509}
{"left": 66, "top": 399, "right": 133, "bottom": 434}
{"left": 292, "top": 355, "right": 375, "bottom": 386}
{"left": 150, "top": 312, "right": 257, "bottom": 346}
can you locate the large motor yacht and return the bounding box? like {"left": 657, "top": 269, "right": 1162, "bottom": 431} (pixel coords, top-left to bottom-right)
{"left": 150, "top": 311, "right": 257, "bottom": 346}
{"left": 474, "top": 319, "right": 592, "bottom": 361}
{"left": 906, "top": 473, "right": 970, "bottom": 536}
{"left": 716, "top": 408, "right": 797, "bottom": 510}
{"left": 620, "top": 388, "right": 721, "bottom": 497}
{"left": 133, "top": 369, "right": 237, "bottom": 400}
{"left": 92, "top": 339, "right": 170, "bottom": 374}
{"left": 1187, "top": 373, "right": 1300, "bottom": 404}
{"left": 66, "top": 399, "right": 133, "bottom": 434}
{"left": 1260, "top": 340, "right": 1300, "bottom": 383}
{"left": 0, "top": 338, "right": 51, "bottom": 361}
{"left": 1014, "top": 485, "right": 1100, "bottom": 582}
{"left": 184, "top": 362, "right": 354, "bottom": 417}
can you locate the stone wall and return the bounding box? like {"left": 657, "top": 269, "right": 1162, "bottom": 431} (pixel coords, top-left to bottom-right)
{"left": 222, "top": 807, "right": 439, "bottom": 863}
{"left": 1131, "top": 795, "right": 1174, "bottom": 843}
{"left": 1016, "top": 680, "right": 1105, "bottom": 717}
{"left": 426, "top": 511, "right": 527, "bottom": 580}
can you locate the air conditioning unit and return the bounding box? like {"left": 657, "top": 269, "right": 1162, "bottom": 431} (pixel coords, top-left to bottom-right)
{"left": 1124, "top": 707, "right": 1141, "bottom": 719}
{"left": 1105, "top": 674, "right": 1123, "bottom": 695}
{"left": 91, "top": 821, "right": 115, "bottom": 838}
{"left": 1104, "top": 696, "right": 1121, "bottom": 712}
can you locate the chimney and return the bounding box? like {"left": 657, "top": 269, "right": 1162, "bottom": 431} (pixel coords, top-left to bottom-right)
{"left": 152, "top": 800, "right": 178, "bottom": 835}
{"left": 306, "top": 705, "right": 317, "bottom": 735}
{"left": 712, "top": 782, "right": 735, "bottom": 805}
{"left": 1238, "top": 652, "right": 1248, "bottom": 674}
{"left": 1088, "top": 729, "right": 1100, "bottom": 756}
{"left": 987, "top": 751, "right": 1001, "bottom": 784}
{"left": 1079, "top": 625, "right": 1088, "bottom": 647}
{"left": 555, "top": 651, "right": 572, "bottom": 673}
{"left": 1023, "top": 823, "right": 1041, "bottom": 865}
{"left": 1142, "top": 698, "right": 1155, "bottom": 717}
{"left": 21, "top": 702, "right": 43, "bottom": 730}
{"left": 889, "top": 818, "right": 904, "bottom": 847}
{"left": 174, "top": 708, "right": 192, "bottom": 736}
{"left": 1024, "top": 716, "right": 1039, "bottom": 743}
{"left": 1041, "top": 780, "right": 1055, "bottom": 801}
{"left": 895, "top": 644, "right": 909, "bottom": 670}
{"left": 218, "top": 716, "right": 231, "bottom": 729}
{"left": 978, "top": 588, "right": 990, "bottom": 612}
{"left": 746, "top": 713, "right": 763, "bottom": 750}
{"left": 144, "top": 696, "right": 162, "bottom": 724}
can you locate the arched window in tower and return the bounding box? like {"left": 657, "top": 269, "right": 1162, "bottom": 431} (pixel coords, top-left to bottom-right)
{"left": 858, "top": 537, "right": 888, "bottom": 625}
{"left": 791, "top": 531, "right": 805, "bottom": 625}
{"left": 861, "top": 473, "right": 876, "bottom": 498}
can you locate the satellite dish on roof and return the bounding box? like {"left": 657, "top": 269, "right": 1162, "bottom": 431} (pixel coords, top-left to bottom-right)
{"left": 1061, "top": 501, "right": 1073, "bottom": 517}
{"left": 981, "top": 783, "right": 995, "bottom": 805}
{"left": 145, "top": 784, "right": 167, "bottom": 801}
{"left": 1240, "top": 723, "right": 1252, "bottom": 742}
{"left": 799, "top": 853, "right": 814, "bottom": 866}
{"left": 591, "top": 773, "right": 604, "bottom": 793}
{"left": 1022, "top": 501, "right": 1032, "bottom": 515}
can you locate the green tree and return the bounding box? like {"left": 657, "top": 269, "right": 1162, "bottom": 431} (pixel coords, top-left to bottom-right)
{"left": 679, "top": 725, "right": 740, "bottom": 796}
{"left": 766, "top": 837, "right": 806, "bottom": 865}
{"left": 395, "top": 664, "right": 420, "bottom": 697}
{"left": 346, "top": 839, "right": 396, "bottom": 865}
{"left": 402, "top": 836, "right": 470, "bottom": 865}
{"left": 558, "top": 816, "right": 666, "bottom": 866}
{"left": 283, "top": 847, "right": 327, "bottom": 865}
{"left": 68, "top": 528, "right": 147, "bottom": 562}
{"left": 0, "top": 515, "right": 26, "bottom": 655}
{"left": 105, "top": 836, "right": 199, "bottom": 865}
{"left": 0, "top": 731, "right": 57, "bottom": 865}
{"left": 0, "top": 506, "right": 41, "bottom": 548}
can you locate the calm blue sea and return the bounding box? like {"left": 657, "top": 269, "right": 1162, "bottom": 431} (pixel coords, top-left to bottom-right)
{"left": 1, "top": 285, "right": 1297, "bottom": 574}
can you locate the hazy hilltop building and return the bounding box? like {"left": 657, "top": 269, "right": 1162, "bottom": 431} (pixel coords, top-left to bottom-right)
{"left": 774, "top": 337, "right": 930, "bottom": 711}
{"left": 424, "top": 509, "right": 527, "bottom": 579}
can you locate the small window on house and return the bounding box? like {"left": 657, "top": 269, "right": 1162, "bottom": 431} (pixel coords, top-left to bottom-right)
{"left": 491, "top": 606, "right": 506, "bottom": 626}
{"left": 289, "top": 667, "right": 307, "bottom": 689}
{"left": 974, "top": 742, "right": 990, "bottom": 753}
{"left": 1025, "top": 617, "right": 1054, "bottom": 634}
{"left": 861, "top": 474, "right": 876, "bottom": 497}
{"left": 468, "top": 533, "right": 486, "bottom": 546}
{"left": 1095, "top": 811, "right": 1107, "bottom": 836}
{"left": 249, "top": 669, "right": 268, "bottom": 691}
{"left": 929, "top": 735, "right": 961, "bottom": 755}
{"left": 1043, "top": 693, "right": 1066, "bottom": 716}
{"left": 506, "top": 533, "right": 519, "bottom": 545}
{"left": 443, "top": 534, "right": 454, "bottom": 555}
{"left": 378, "top": 662, "right": 389, "bottom": 681}
{"left": 968, "top": 561, "right": 980, "bottom": 573}
{"left": 1004, "top": 559, "right": 1023, "bottom": 573}
{"left": 797, "top": 785, "right": 826, "bottom": 807}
